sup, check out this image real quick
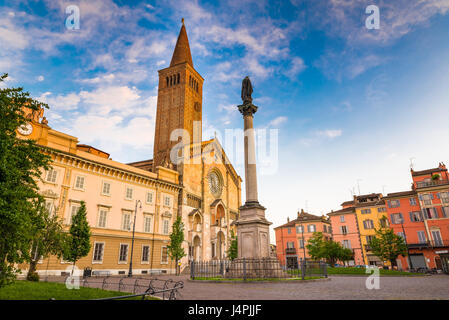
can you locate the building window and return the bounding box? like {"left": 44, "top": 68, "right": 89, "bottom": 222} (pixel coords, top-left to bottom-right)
{"left": 420, "top": 194, "right": 433, "bottom": 206}
{"left": 417, "top": 231, "right": 427, "bottom": 244}
{"left": 162, "top": 219, "right": 170, "bottom": 235}
{"left": 397, "top": 232, "right": 405, "bottom": 239}
{"left": 74, "top": 176, "right": 85, "bottom": 190}
{"left": 409, "top": 198, "right": 417, "bottom": 206}
{"left": 409, "top": 211, "right": 423, "bottom": 222}
{"left": 287, "top": 228, "right": 291, "bottom": 234}
{"left": 422, "top": 208, "right": 438, "bottom": 220}
{"left": 97, "top": 209, "right": 108, "bottom": 228}
{"left": 45, "top": 169, "right": 57, "bottom": 183}
{"left": 146, "top": 192, "right": 154, "bottom": 204}
{"left": 440, "top": 192, "right": 449, "bottom": 204}
{"left": 68, "top": 204, "right": 80, "bottom": 225}
{"left": 442, "top": 207, "right": 449, "bottom": 218}
{"left": 431, "top": 230, "right": 443, "bottom": 246}
{"left": 342, "top": 240, "right": 351, "bottom": 249}
{"left": 298, "top": 239, "right": 304, "bottom": 248}
{"left": 119, "top": 244, "right": 129, "bottom": 263}
{"left": 296, "top": 225, "right": 304, "bottom": 233}
{"left": 125, "top": 187, "right": 133, "bottom": 200}
{"left": 93, "top": 243, "right": 104, "bottom": 263}
{"left": 122, "top": 212, "right": 131, "bottom": 231}
{"left": 363, "top": 219, "right": 374, "bottom": 229}
{"left": 388, "top": 200, "right": 400, "bottom": 208}
{"left": 144, "top": 215, "right": 152, "bottom": 233}
{"left": 340, "top": 226, "right": 348, "bottom": 235}
{"left": 308, "top": 224, "right": 316, "bottom": 233}
{"left": 45, "top": 200, "right": 54, "bottom": 216}
{"left": 102, "top": 182, "right": 111, "bottom": 196}
{"left": 323, "top": 225, "right": 327, "bottom": 233}
{"left": 287, "top": 241, "right": 295, "bottom": 249}
{"left": 390, "top": 213, "right": 403, "bottom": 224}
{"left": 142, "top": 245, "right": 150, "bottom": 263}
{"left": 161, "top": 246, "right": 168, "bottom": 264}
{"left": 361, "top": 209, "right": 371, "bottom": 214}
{"left": 164, "top": 196, "right": 171, "bottom": 207}
{"left": 380, "top": 218, "right": 388, "bottom": 228}
{"left": 378, "top": 207, "right": 387, "bottom": 213}
{"left": 340, "top": 215, "right": 345, "bottom": 222}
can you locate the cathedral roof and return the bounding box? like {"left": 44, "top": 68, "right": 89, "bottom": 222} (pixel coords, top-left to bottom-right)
{"left": 170, "top": 19, "right": 193, "bottom": 67}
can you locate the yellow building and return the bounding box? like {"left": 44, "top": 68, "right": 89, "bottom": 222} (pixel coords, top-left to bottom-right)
{"left": 354, "top": 193, "right": 390, "bottom": 266}
{"left": 16, "top": 20, "right": 242, "bottom": 276}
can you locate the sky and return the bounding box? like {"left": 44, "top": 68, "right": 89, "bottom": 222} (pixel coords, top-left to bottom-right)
{"left": 2, "top": 0, "right": 449, "bottom": 243}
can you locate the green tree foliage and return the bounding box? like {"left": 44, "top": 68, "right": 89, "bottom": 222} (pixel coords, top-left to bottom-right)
{"left": 368, "top": 228, "right": 407, "bottom": 267}
{"left": 167, "top": 216, "right": 186, "bottom": 275}
{"left": 306, "top": 232, "right": 353, "bottom": 266}
{"left": 227, "top": 230, "right": 238, "bottom": 261}
{"left": 0, "top": 74, "right": 52, "bottom": 287}
{"left": 27, "top": 202, "right": 67, "bottom": 280}
{"left": 63, "top": 201, "right": 91, "bottom": 274}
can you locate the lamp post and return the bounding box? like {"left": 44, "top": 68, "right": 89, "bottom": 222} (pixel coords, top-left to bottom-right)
{"left": 128, "top": 199, "right": 142, "bottom": 277}
{"left": 400, "top": 218, "right": 413, "bottom": 270}
{"left": 301, "top": 223, "right": 306, "bottom": 262}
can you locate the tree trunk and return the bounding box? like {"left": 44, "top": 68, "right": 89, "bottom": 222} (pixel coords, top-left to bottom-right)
{"left": 28, "top": 260, "right": 37, "bottom": 278}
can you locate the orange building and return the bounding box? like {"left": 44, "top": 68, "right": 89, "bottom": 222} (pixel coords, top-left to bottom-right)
{"left": 384, "top": 163, "right": 449, "bottom": 272}
{"left": 274, "top": 210, "right": 332, "bottom": 268}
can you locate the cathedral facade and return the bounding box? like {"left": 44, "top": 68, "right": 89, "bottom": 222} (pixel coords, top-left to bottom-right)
{"left": 17, "top": 21, "right": 241, "bottom": 275}
{"left": 129, "top": 21, "right": 242, "bottom": 264}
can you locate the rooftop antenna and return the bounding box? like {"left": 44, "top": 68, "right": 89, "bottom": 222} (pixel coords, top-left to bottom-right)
{"left": 357, "top": 179, "right": 362, "bottom": 195}
{"left": 409, "top": 157, "right": 416, "bottom": 170}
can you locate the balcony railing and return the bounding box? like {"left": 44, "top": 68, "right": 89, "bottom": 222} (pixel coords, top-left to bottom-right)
{"left": 415, "top": 180, "right": 449, "bottom": 188}
{"left": 285, "top": 248, "right": 296, "bottom": 254}
{"left": 407, "top": 240, "right": 445, "bottom": 248}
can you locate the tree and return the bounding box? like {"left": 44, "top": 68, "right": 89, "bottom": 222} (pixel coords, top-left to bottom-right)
{"left": 227, "top": 229, "right": 238, "bottom": 261}
{"left": 167, "top": 216, "right": 186, "bottom": 275}
{"left": 63, "top": 201, "right": 91, "bottom": 275}
{"left": 27, "top": 201, "right": 67, "bottom": 280}
{"left": 368, "top": 228, "right": 407, "bottom": 267}
{"left": 0, "top": 73, "right": 52, "bottom": 287}
{"left": 306, "top": 232, "right": 353, "bottom": 266}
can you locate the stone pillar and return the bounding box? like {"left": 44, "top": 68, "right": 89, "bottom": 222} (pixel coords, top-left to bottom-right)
{"left": 235, "top": 102, "right": 272, "bottom": 259}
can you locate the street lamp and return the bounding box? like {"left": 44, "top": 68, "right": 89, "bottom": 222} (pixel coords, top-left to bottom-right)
{"left": 399, "top": 218, "right": 413, "bottom": 270}
{"left": 128, "top": 199, "right": 142, "bottom": 277}
{"left": 300, "top": 222, "right": 306, "bottom": 262}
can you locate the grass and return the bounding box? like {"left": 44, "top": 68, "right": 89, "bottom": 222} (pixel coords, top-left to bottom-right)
{"left": 327, "top": 267, "right": 423, "bottom": 276}
{"left": 285, "top": 267, "right": 424, "bottom": 276}
{"left": 191, "top": 276, "right": 323, "bottom": 282}
{"left": 0, "top": 280, "right": 158, "bottom": 300}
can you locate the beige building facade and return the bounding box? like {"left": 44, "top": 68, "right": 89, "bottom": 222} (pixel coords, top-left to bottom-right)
{"left": 18, "top": 20, "right": 241, "bottom": 276}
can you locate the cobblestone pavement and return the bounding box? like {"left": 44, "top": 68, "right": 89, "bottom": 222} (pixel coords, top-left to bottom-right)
{"left": 43, "top": 274, "right": 449, "bottom": 300}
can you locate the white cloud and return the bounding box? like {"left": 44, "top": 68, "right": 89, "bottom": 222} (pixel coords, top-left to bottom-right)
{"left": 37, "top": 75, "right": 44, "bottom": 81}
{"left": 38, "top": 92, "right": 81, "bottom": 111}
{"left": 286, "top": 57, "right": 306, "bottom": 79}
{"left": 317, "top": 129, "right": 342, "bottom": 139}
{"left": 268, "top": 116, "right": 287, "bottom": 127}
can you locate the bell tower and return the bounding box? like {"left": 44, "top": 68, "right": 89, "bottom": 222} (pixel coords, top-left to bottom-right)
{"left": 153, "top": 19, "right": 203, "bottom": 171}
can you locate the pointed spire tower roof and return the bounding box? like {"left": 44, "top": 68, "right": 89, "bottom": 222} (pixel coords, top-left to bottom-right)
{"left": 170, "top": 18, "right": 193, "bottom": 68}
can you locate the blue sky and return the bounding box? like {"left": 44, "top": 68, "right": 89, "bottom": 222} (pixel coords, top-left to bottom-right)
{"left": 2, "top": 0, "right": 449, "bottom": 241}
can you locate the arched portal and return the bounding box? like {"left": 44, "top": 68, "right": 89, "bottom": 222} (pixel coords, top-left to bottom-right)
{"left": 193, "top": 235, "right": 201, "bottom": 262}
{"left": 217, "top": 231, "right": 226, "bottom": 259}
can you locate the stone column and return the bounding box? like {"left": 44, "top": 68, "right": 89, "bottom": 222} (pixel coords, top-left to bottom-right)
{"left": 235, "top": 102, "right": 272, "bottom": 259}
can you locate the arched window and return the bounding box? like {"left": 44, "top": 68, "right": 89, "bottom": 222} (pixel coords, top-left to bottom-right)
{"left": 166, "top": 77, "right": 169, "bottom": 87}
{"left": 170, "top": 76, "right": 172, "bottom": 86}
{"left": 177, "top": 73, "right": 180, "bottom": 84}
{"left": 189, "top": 76, "right": 191, "bottom": 87}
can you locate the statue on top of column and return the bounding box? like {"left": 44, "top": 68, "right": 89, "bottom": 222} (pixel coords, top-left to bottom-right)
{"left": 241, "top": 76, "right": 253, "bottom": 105}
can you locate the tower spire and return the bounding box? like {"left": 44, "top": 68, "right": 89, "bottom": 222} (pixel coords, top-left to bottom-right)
{"left": 170, "top": 19, "right": 193, "bottom": 67}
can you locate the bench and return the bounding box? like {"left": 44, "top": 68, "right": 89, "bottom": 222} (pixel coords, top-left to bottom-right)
{"left": 92, "top": 270, "right": 111, "bottom": 277}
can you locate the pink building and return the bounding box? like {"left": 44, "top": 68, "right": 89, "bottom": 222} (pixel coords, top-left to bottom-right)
{"left": 327, "top": 203, "right": 364, "bottom": 266}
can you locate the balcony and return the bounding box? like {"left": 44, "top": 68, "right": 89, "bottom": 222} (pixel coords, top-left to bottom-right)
{"left": 407, "top": 241, "right": 445, "bottom": 248}
{"left": 285, "top": 248, "right": 296, "bottom": 254}
{"left": 415, "top": 180, "right": 449, "bottom": 189}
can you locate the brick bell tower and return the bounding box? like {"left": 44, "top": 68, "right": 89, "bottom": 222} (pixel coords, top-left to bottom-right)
{"left": 153, "top": 19, "right": 203, "bottom": 172}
